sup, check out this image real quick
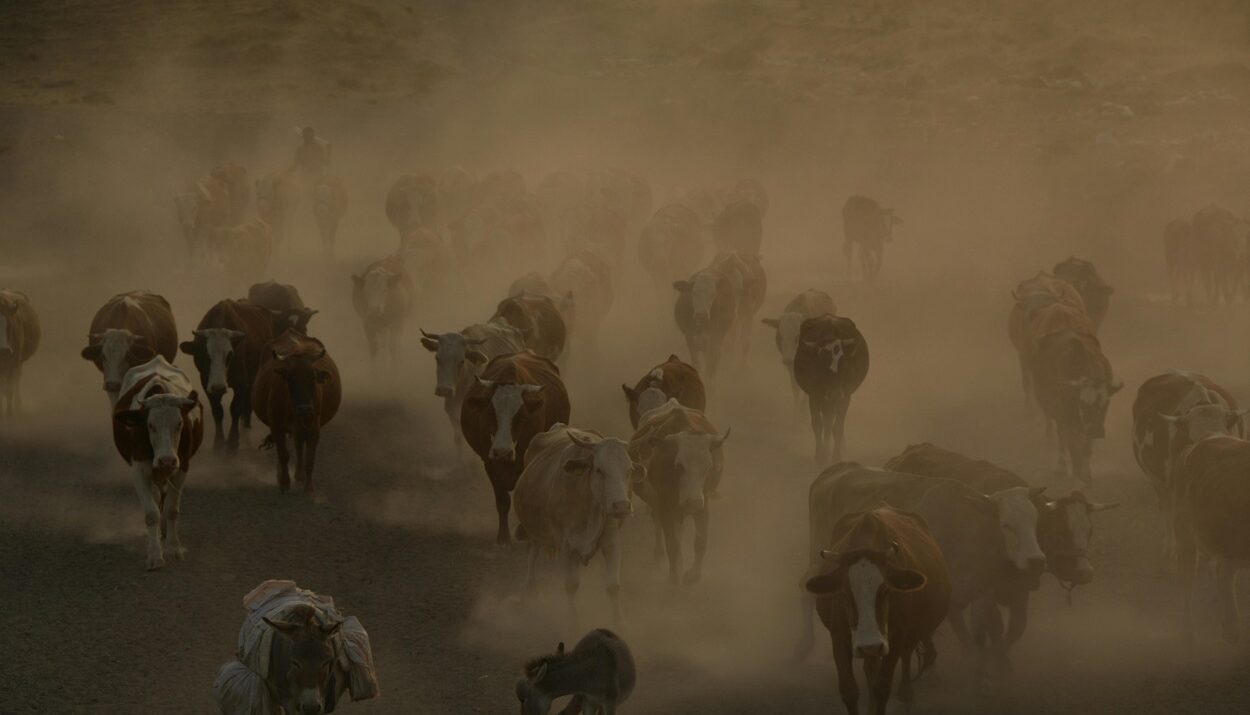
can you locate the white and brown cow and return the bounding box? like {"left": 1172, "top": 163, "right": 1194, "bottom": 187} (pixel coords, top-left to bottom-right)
{"left": 112, "top": 357, "right": 204, "bottom": 570}
{"left": 82, "top": 291, "right": 179, "bottom": 405}
{"left": 421, "top": 319, "right": 526, "bottom": 454}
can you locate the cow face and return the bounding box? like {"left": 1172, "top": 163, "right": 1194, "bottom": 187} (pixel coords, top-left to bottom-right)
{"left": 180, "top": 328, "right": 245, "bottom": 396}
{"left": 986, "top": 486, "right": 1049, "bottom": 578}
{"left": 116, "top": 393, "right": 198, "bottom": 474}
{"left": 264, "top": 610, "right": 343, "bottom": 715}
{"left": 635, "top": 387, "right": 669, "bottom": 418}
{"left": 1161, "top": 404, "right": 1248, "bottom": 445}
{"left": 1038, "top": 492, "right": 1118, "bottom": 585}
{"left": 353, "top": 270, "right": 400, "bottom": 319}
{"left": 421, "top": 331, "right": 487, "bottom": 397}
{"left": 762, "top": 312, "right": 804, "bottom": 365}
{"left": 270, "top": 351, "right": 332, "bottom": 428}
{"left": 663, "top": 429, "right": 729, "bottom": 512}
{"left": 477, "top": 379, "right": 542, "bottom": 460}
{"left": 805, "top": 544, "right": 926, "bottom": 658}
{"left": 564, "top": 434, "right": 638, "bottom": 519}
{"left": 81, "top": 328, "right": 155, "bottom": 396}
{"left": 1068, "top": 378, "right": 1122, "bottom": 438}
{"left": 804, "top": 337, "right": 856, "bottom": 373}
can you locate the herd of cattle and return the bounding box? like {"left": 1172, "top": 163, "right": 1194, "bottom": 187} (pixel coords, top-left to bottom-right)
{"left": 4, "top": 163, "right": 1250, "bottom": 714}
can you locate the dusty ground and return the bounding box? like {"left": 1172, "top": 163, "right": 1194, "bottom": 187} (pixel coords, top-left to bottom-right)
{"left": 5, "top": 1, "right": 1250, "bottom": 713}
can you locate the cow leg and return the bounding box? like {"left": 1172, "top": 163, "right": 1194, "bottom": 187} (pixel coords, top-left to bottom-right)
{"left": 946, "top": 605, "right": 972, "bottom": 647}
{"left": 445, "top": 395, "right": 465, "bottom": 459}
{"left": 390, "top": 324, "right": 404, "bottom": 364}
{"left": 1017, "top": 353, "right": 1033, "bottom": 409}
{"left": 365, "top": 327, "right": 379, "bottom": 361}
{"left": 793, "top": 585, "right": 816, "bottom": 661}
{"left": 227, "top": 389, "right": 245, "bottom": 452}
{"left": 302, "top": 430, "right": 320, "bottom": 493}
{"left": 788, "top": 366, "right": 803, "bottom": 418}
{"left": 161, "top": 469, "right": 188, "bottom": 560}
{"left": 1176, "top": 512, "right": 1199, "bottom": 641}
{"left": 684, "top": 507, "right": 708, "bottom": 586}
{"left": 132, "top": 463, "right": 165, "bottom": 570}
{"left": 809, "top": 395, "right": 826, "bottom": 467}
{"left": 660, "top": 511, "right": 683, "bottom": 586}
{"left": 602, "top": 530, "right": 624, "bottom": 625}
{"left": 274, "top": 431, "right": 291, "bottom": 493}
{"left": 899, "top": 646, "right": 915, "bottom": 711}
{"left": 832, "top": 631, "right": 858, "bottom": 714}
{"left": 870, "top": 651, "right": 900, "bottom": 715}
{"left": 1068, "top": 433, "right": 1092, "bottom": 485}
{"left": 829, "top": 395, "right": 851, "bottom": 463}
{"left": 974, "top": 594, "right": 1011, "bottom": 675}
{"left": 1217, "top": 559, "right": 1241, "bottom": 643}
{"left": 843, "top": 241, "right": 855, "bottom": 279}
{"left": 564, "top": 548, "right": 582, "bottom": 628}
{"left": 293, "top": 428, "right": 308, "bottom": 487}
{"left": 489, "top": 469, "right": 513, "bottom": 546}
{"left": 1003, "top": 589, "right": 1030, "bottom": 650}
{"left": 209, "top": 394, "right": 226, "bottom": 451}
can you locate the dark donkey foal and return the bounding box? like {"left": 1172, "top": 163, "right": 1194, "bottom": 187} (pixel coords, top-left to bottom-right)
{"left": 517, "top": 629, "right": 636, "bottom": 715}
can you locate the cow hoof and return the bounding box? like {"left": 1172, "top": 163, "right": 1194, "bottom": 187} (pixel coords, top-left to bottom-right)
{"left": 146, "top": 556, "right": 167, "bottom": 571}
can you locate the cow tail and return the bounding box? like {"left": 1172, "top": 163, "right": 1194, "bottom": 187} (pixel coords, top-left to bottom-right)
{"left": 514, "top": 523, "right": 529, "bottom": 541}
{"left": 259, "top": 433, "right": 276, "bottom": 450}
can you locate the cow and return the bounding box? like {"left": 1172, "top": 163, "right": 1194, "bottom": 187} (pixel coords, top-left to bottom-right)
{"left": 312, "top": 174, "right": 348, "bottom": 257}
{"left": 1164, "top": 219, "right": 1197, "bottom": 306}
{"left": 460, "top": 351, "right": 571, "bottom": 545}
{"left": 621, "top": 354, "right": 707, "bottom": 430}
{"left": 672, "top": 262, "right": 736, "bottom": 380}
{"left": 762, "top": 289, "right": 837, "bottom": 408}
{"left": 712, "top": 199, "right": 763, "bottom": 255}
{"left": 509, "top": 273, "right": 576, "bottom": 334}
{"left": 638, "top": 203, "right": 705, "bottom": 294}
{"left": 1192, "top": 204, "right": 1243, "bottom": 305}
{"left": 805, "top": 507, "right": 950, "bottom": 715}
{"left": 0, "top": 290, "right": 40, "bottom": 418}
{"left": 111, "top": 357, "right": 203, "bottom": 570}
{"left": 1053, "top": 257, "right": 1113, "bottom": 329}
{"left": 352, "top": 255, "right": 412, "bottom": 361}
{"left": 210, "top": 162, "right": 251, "bottom": 224}
{"left": 252, "top": 331, "right": 342, "bottom": 494}
{"left": 248, "top": 280, "right": 317, "bottom": 336}
{"left": 551, "top": 249, "right": 613, "bottom": 358}
{"left": 492, "top": 293, "right": 566, "bottom": 363}
{"left": 884, "top": 443, "right": 1118, "bottom": 659}
{"left": 81, "top": 291, "right": 179, "bottom": 405}
{"left": 793, "top": 315, "right": 869, "bottom": 466}
{"left": 1132, "top": 370, "right": 1245, "bottom": 563}
{"left": 516, "top": 629, "right": 636, "bottom": 715}
{"left": 386, "top": 173, "right": 440, "bottom": 235}
{"left": 1007, "top": 272, "right": 1088, "bottom": 406}
{"left": 255, "top": 171, "right": 300, "bottom": 247}
{"left": 209, "top": 218, "right": 273, "bottom": 281}
{"left": 797, "top": 464, "right": 1046, "bottom": 681}
{"left": 710, "top": 252, "right": 767, "bottom": 361}
{"left": 628, "top": 399, "right": 729, "bottom": 586}
{"left": 513, "top": 426, "right": 642, "bottom": 622}
{"left": 842, "top": 195, "right": 901, "bottom": 282}
{"left": 1029, "top": 304, "right": 1121, "bottom": 483}
{"left": 180, "top": 299, "right": 274, "bottom": 451}
{"left": 420, "top": 319, "right": 526, "bottom": 452}
{"left": 1173, "top": 435, "right": 1250, "bottom": 641}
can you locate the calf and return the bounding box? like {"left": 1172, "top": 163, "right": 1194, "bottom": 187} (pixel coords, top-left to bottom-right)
{"left": 460, "top": 351, "right": 571, "bottom": 544}
{"left": 352, "top": 255, "right": 412, "bottom": 361}
{"left": 112, "top": 357, "right": 203, "bottom": 570}
{"left": 0, "top": 290, "right": 40, "bottom": 418}
{"left": 805, "top": 507, "right": 950, "bottom": 715}
{"left": 180, "top": 299, "right": 274, "bottom": 451}
{"left": 252, "top": 331, "right": 342, "bottom": 493}
{"left": 420, "top": 319, "right": 526, "bottom": 453}
{"left": 793, "top": 315, "right": 869, "bottom": 466}
{"left": 621, "top": 354, "right": 706, "bottom": 429}
{"left": 762, "top": 289, "right": 837, "bottom": 408}
{"left": 312, "top": 174, "right": 348, "bottom": 257}
{"left": 81, "top": 291, "right": 179, "bottom": 404}
{"left": 514, "top": 426, "right": 642, "bottom": 622}
{"left": 517, "top": 629, "right": 636, "bottom": 715}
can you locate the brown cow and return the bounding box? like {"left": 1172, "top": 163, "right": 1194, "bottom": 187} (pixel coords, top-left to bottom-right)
{"left": 112, "top": 357, "right": 204, "bottom": 570}
{"left": 352, "top": 255, "right": 412, "bottom": 361}
{"left": 492, "top": 293, "right": 567, "bottom": 363}
{"left": 180, "top": 299, "right": 274, "bottom": 451}
{"left": 805, "top": 507, "right": 950, "bottom": 715}
{"left": 1007, "top": 272, "right": 1087, "bottom": 406}
{"left": 794, "top": 315, "right": 869, "bottom": 466}
{"left": 1053, "top": 257, "right": 1113, "bottom": 330}
{"left": 248, "top": 281, "right": 317, "bottom": 336}
{"left": 842, "top": 195, "right": 901, "bottom": 282}
{"left": 252, "top": 331, "right": 342, "bottom": 494}
{"left": 460, "top": 351, "right": 571, "bottom": 544}
{"left": 0, "top": 290, "right": 40, "bottom": 418}
{"left": 620, "top": 354, "right": 707, "bottom": 429}
{"left": 81, "top": 291, "right": 179, "bottom": 404}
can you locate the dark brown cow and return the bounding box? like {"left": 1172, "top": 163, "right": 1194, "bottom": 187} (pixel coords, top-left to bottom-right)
{"left": 492, "top": 293, "right": 567, "bottom": 363}
{"left": 248, "top": 281, "right": 317, "bottom": 336}
{"left": 252, "top": 331, "right": 342, "bottom": 494}
{"left": 460, "top": 351, "right": 571, "bottom": 544}
{"left": 0, "top": 290, "right": 40, "bottom": 418}
{"left": 81, "top": 291, "right": 179, "bottom": 403}
{"left": 180, "top": 299, "right": 274, "bottom": 451}
{"left": 842, "top": 195, "right": 901, "bottom": 282}
{"left": 621, "top": 354, "right": 707, "bottom": 429}
{"left": 1007, "top": 272, "right": 1087, "bottom": 406}
{"left": 1053, "top": 257, "right": 1113, "bottom": 330}
{"left": 1164, "top": 219, "right": 1197, "bottom": 306}
{"left": 805, "top": 507, "right": 949, "bottom": 715}
{"left": 762, "top": 289, "right": 837, "bottom": 408}
{"left": 794, "top": 315, "right": 869, "bottom": 466}
{"left": 112, "top": 357, "right": 203, "bottom": 570}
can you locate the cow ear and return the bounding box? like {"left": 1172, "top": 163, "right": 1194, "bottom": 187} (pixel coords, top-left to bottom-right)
{"left": 563, "top": 458, "right": 590, "bottom": 474}
{"left": 621, "top": 384, "right": 636, "bottom": 401}
{"left": 179, "top": 340, "right": 197, "bottom": 355}
{"left": 421, "top": 337, "right": 440, "bottom": 352}
{"left": 316, "top": 369, "right": 334, "bottom": 383}
{"left": 804, "top": 569, "right": 845, "bottom": 594}
{"left": 465, "top": 350, "right": 487, "bottom": 366}
{"left": 761, "top": 318, "right": 780, "bottom": 328}
{"left": 672, "top": 280, "right": 692, "bottom": 292}
{"left": 886, "top": 567, "right": 926, "bottom": 592}
{"left": 81, "top": 344, "right": 101, "bottom": 361}
{"left": 115, "top": 409, "right": 147, "bottom": 428}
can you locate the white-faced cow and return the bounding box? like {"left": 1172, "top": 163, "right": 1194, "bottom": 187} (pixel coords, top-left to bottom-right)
{"left": 621, "top": 354, "right": 707, "bottom": 430}
{"left": 180, "top": 299, "right": 274, "bottom": 451}
{"left": 793, "top": 315, "right": 869, "bottom": 466}
{"left": 762, "top": 289, "right": 837, "bottom": 409}
{"left": 420, "top": 319, "right": 526, "bottom": 454}
{"left": 81, "top": 291, "right": 179, "bottom": 405}
{"left": 673, "top": 262, "right": 736, "bottom": 380}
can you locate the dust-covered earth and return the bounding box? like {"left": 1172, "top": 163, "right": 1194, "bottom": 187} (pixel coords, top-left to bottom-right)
{"left": 5, "top": 1, "right": 1250, "bottom": 713}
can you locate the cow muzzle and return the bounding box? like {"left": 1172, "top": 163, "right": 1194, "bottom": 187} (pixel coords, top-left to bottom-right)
{"left": 153, "top": 456, "right": 179, "bottom": 472}
{"left": 855, "top": 642, "right": 887, "bottom": 658}
{"left": 490, "top": 447, "right": 516, "bottom": 461}
{"left": 610, "top": 500, "right": 633, "bottom": 518}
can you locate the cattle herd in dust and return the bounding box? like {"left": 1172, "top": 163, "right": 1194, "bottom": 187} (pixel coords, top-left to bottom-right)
{"left": 6, "top": 145, "right": 1250, "bottom": 714}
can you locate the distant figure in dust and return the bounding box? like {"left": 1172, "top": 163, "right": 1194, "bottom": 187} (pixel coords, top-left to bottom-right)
{"left": 292, "top": 126, "right": 331, "bottom": 177}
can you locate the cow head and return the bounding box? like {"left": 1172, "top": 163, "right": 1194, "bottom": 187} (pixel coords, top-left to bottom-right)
{"left": 81, "top": 329, "right": 156, "bottom": 396}
{"left": 270, "top": 349, "right": 332, "bottom": 428}
{"left": 1067, "top": 378, "right": 1122, "bottom": 438}
{"left": 474, "top": 378, "right": 543, "bottom": 461}
{"left": 803, "top": 337, "right": 856, "bottom": 373}
{"left": 115, "top": 392, "right": 198, "bottom": 475}
{"left": 263, "top": 605, "right": 343, "bottom": 715}
{"left": 564, "top": 433, "right": 639, "bottom": 519}
{"left": 1038, "top": 491, "right": 1118, "bottom": 586}
{"left": 635, "top": 387, "right": 669, "bottom": 418}
{"left": 805, "top": 542, "right": 926, "bottom": 658}
{"left": 662, "top": 429, "right": 729, "bottom": 512}
{"left": 674, "top": 271, "right": 719, "bottom": 328}
{"left": 982, "top": 486, "right": 1049, "bottom": 580}
{"left": 421, "top": 330, "right": 487, "bottom": 397}
{"left": 352, "top": 270, "right": 402, "bottom": 319}
{"left": 1160, "top": 404, "right": 1249, "bottom": 445}
{"left": 180, "top": 328, "right": 245, "bottom": 396}
{"left": 762, "top": 312, "right": 804, "bottom": 366}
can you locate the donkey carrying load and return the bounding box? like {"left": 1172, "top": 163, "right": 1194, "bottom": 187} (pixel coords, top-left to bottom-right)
{"left": 213, "top": 580, "right": 380, "bottom": 715}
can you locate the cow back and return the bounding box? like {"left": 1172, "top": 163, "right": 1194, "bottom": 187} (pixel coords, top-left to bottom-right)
{"left": 884, "top": 442, "right": 1026, "bottom": 494}
{"left": 492, "top": 294, "right": 566, "bottom": 361}
{"left": 88, "top": 291, "right": 178, "bottom": 362}
{"left": 793, "top": 315, "right": 869, "bottom": 397}
{"left": 784, "top": 289, "right": 837, "bottom": 319}
{"left": 248, "top": 281, "right": 306, "bottom": 313}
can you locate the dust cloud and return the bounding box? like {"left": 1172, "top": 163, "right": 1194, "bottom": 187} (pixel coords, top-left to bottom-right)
{"left": 5, "top": 1, "right": 1250, "bottom": 713}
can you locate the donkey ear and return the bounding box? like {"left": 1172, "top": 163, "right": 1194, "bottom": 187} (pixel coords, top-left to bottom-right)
{"left": 320, "top": 620, "right": 344, "bottom": 638}
{"left": 263, "top": 616, "right": 299, "bottom": 634}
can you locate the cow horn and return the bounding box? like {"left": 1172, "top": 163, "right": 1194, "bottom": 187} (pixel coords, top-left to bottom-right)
{"left": 819, "top": 549, "right": 838, "bottom": 561}
{"left": 192, "top": 329, "right": 206, "bottom": 338}
{"left": 476, "top": 376, "right": 496, "bottom": 389}
{"left": 273, "top": 349, "right": 287, "bottom": 361}
{"left": 420, "top": 328, "right": 440, "bottom": 340}
{"left": 568, "top": 432, "right": 597, "bottom": 450}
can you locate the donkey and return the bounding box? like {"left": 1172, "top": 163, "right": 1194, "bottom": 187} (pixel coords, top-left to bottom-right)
{"left": 516, "top": 629, "right": 635, "bottom": 715}
{"left": 262, "top": 604, "right": 346, "bottom": 715}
